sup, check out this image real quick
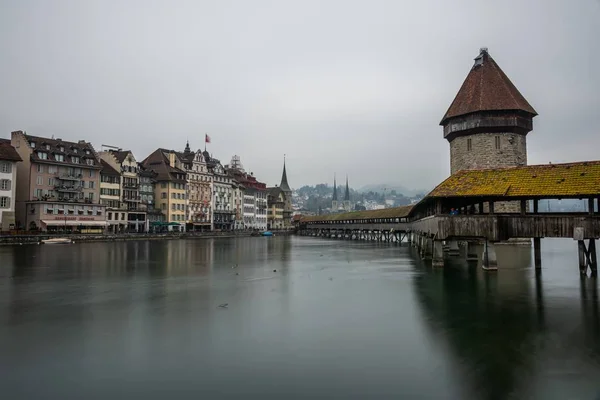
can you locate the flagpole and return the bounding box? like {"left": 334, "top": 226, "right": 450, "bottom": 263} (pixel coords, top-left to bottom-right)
{"left": 204, "top": 133, "right": 207, "bottom": 152}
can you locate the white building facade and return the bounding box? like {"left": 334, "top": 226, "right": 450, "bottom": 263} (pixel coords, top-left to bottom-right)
{"left": 0, "top": 140, "right": 22, "bottom": 231}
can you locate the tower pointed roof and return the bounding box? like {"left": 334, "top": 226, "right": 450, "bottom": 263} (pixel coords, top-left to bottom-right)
{"left": 332, "top": 174, "right": 338, "bottom": 201}
{"left": 279, "top": 156, "right": 291, "bottom": 192}
{"left": 440, "top": 48, "right": 537, "bottom": 125}
{"left": 184, "top": 140, "right": 191, "bottom": 154}
{"left": 344, "top": 175, "right": 350, "bottom": 201}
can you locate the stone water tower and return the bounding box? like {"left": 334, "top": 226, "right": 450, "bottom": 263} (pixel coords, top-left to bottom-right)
{"left": 441, "top": 48, "right": 538, "bottom": 175}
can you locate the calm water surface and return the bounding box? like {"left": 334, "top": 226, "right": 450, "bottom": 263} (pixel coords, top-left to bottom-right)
{"left": 0, "top": 237, "right": 598, "bottom": 399}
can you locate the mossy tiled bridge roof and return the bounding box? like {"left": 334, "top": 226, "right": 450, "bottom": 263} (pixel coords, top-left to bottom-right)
{"left": 302, "top": 161, "right": 600, "bottom": 224}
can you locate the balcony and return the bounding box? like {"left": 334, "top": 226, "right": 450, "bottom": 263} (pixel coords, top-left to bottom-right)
{"left": 55, "top": 184, "right": 83, "bottom": 193}
{"left": 123, "top": 195, "right": 142, "bottom": 202}
{"left": 58, "top": 173, "right": 83, "bottom": 181}
{"left": 123, "top": 182, "right": 139, "bottom": 189}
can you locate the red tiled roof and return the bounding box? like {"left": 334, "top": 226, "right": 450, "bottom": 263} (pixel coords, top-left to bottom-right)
{"left": 440, "top": 49, "right": 537, "bottom": 125}
{"left": 0, "top": 139, "right": 22, "bottom": 162}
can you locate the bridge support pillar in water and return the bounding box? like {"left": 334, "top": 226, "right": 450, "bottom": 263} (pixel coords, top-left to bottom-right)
{"left": 482, "top": 241, "right": 498, "bottom": 271}
{"left": 578, "top": 239, "right": 597, "bottom": 276}
{"left": 447, "top": 241, "right": 460, "bottom": 256}
{"left": 533, "top": 237, "right": 542, "bottom": 269}
{"left": 466, "top": 242, "right": 479, "bottom": 262}
{"left": 432, "top": 240, "right": 444, "bottom": 267}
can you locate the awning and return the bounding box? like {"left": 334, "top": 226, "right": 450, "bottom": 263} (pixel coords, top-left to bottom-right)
{"left": 41, "top": 220, "right": 108, "bottom": 227}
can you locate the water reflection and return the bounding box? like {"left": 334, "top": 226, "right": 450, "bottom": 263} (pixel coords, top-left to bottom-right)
{"left": 414, "top": 243, "right": 600, "bottom": 400}
{"left": 0, "top": 237, "right": 598, "bottom": 399}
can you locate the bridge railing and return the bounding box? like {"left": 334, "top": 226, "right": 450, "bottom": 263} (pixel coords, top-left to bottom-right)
{"left": 301, "top": 213, "right": 600, "bottom": 241}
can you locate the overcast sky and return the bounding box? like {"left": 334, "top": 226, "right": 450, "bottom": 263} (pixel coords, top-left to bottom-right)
{"left": 1, "top": 0, "right": 598, "bottom": 191}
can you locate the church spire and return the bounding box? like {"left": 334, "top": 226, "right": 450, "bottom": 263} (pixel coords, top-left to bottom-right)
{"left": 279, "top": 155, "right": 291, "bottom": 192}
{"left": 344, "top": 175, "right": 350, "bottom": 201}
{"left": 332, "top": 174, "right": 338, "bottom": 201}
{"left": 184, "top": 140, "right": 191, "bottom": 154}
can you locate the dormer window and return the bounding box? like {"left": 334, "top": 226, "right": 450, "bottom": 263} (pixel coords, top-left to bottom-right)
{"left": 59, "top": 146, "right": 65, "bottom": 152}
{"left": 45, "top": 144, "right": 50, "bottom": 150}
{"left": 37, "top": 151, "right": 48, "bottom": 160}
{"left": 72, "top": 156, "right": 80, "bottom": 164}
{"left": 55, "top": 154, "right": 64, "bottom": 162}
{"left": 86, "top": 159, "right": 94, "bottom": 166}
{"left": 85, "top": 149, "right": 90, "bottom": 155}
{"left": 73, "top": 148, "right": 78, "bottom": 153}
{"left": 30, "top": 141, "right": 36, "bottom": 148}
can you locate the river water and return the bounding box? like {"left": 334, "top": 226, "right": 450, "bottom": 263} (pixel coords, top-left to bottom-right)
{"left": 0, "top": 237, "right": 598, "bottom": 399}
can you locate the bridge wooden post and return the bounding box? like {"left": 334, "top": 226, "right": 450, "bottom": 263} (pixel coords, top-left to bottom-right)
{"left": 589, "top": 239, "right": 597, "bottom": 276}
{"left": 533, "top": 237, "right": 542, "bottom": 269}
{"left": 432, "top": 240, "right": 444, "bottom": 267}
{"left": 482, "top": 241, "right": 498, "bottom": 270}
{"left": 578, "top": 240, "right": 587, "bottom": 275}
{"left": 422, "top": 236, "right": 433, "bottom": 260}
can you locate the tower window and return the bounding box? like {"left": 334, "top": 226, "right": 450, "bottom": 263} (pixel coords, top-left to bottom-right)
{"left": 467, "top": 138, "right": 472, "bottom": 151}
{"left": 494, "top": 136, "right": 501, "bottom": 150}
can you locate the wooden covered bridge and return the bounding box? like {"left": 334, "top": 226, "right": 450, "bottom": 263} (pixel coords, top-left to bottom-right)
{"left": 298, "top": 161, "right": 600, "bottom": 276}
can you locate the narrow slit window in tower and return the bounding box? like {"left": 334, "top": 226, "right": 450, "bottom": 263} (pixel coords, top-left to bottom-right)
{"left": 494, "top": 136, "right": 501, "bottom": 150}
{"left": 467, "top": 138, "right": 472, "bottom": 151}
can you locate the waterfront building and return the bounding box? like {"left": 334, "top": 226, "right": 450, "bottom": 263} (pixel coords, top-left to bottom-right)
{"left": 99, "top": 150, "right": 146, "bottom": 232}
{"left": 226, "top": 155, "right": 267, "bottom": 231}
{"left": 178, "top": 142, "right": 212, "bottom": 232}
{"left": 0, "top": 139, "right": 22, "bottom": 231}
{"left": 141, "top": 149, "right": 187, "bottom": 231}
{"left": 267, "top": 187, "right": 285, "bottom": 230}
{"left": 204, "top": 151, "right": 235, "bottom": 231}
{"left": 99, "top": 160, "right": 123, "bottom": 233}
{"left": 10, "top": 131, "right": 106, "bottom": 233}
{"left": 138, "top": 165, "right": 164, "bottom": 230}
{"left": 441, "top": 48, "right": 537, "bottom": 212}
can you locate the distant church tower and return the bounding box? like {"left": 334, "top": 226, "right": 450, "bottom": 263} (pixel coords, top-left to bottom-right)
{"left": 441, "top": 48, "right": 537, "bottom": 175}
{"left": 332, "top": 174, "right": 338, "bottom": 211}
{"left": 280, "top": 156, "right": 292, "bottom": 212}
{"left": 343, "top": 175, "right": 351, "bottom": 212}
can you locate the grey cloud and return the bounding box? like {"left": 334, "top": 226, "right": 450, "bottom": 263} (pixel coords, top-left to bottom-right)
{"left": 1, "top": 0, "right": 598, "bottom": 191}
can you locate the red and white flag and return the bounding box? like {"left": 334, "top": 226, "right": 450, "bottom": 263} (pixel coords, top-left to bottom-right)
{"left": 205, "top": 134, "right": 211, "bottom": 143}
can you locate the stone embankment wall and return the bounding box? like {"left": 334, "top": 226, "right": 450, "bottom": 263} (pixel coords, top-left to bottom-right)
{"left": 0, "top": 230, "right": 294, "bottom": 245}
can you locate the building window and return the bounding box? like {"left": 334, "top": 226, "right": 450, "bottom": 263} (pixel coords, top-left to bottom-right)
{"left": 494, "top": 136, "right": 501, "bottom": 150}
{"left": 37, "top": 176, "right": 43, "bottom": 185}
{"left": 0, "top": 162, "right": 11, "bottom": 173}
{"left": 49, "top": 165, "right": 58, "bottom": 173}
{"left": 0, "top": 197, "right": 10, "bottom": 208}
{"left": 467, "top": 138, "right": 472, "bottom": 151}
{"left": 72, "top": 156, "right": 80, "bottom": 164}
{"left": 86, "top": 159, "right": 94, "bottom": 166}
{"left": 0, "top": 179, "right": 10, "bottom": 190}
{"left": 55, "top": 154, "right": 64, "bottom": 162}
{"left": 37, "top": 164, "right": 44, "bottom": 173}
{"left": 30, "top": 142, "right": 36, "bottom": 148}
{"left": 37, "top": 151, "right": 48, "bottom": 160}
{"left": 89, "top": 170, "right": 95, "bottom": 178}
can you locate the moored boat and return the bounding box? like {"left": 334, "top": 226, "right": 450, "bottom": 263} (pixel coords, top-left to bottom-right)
{"left": 41, "top": 238, "right": 72, "bottom": 244}
{"left": 261, "top": 231, "right": 273, "bottom": 237}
